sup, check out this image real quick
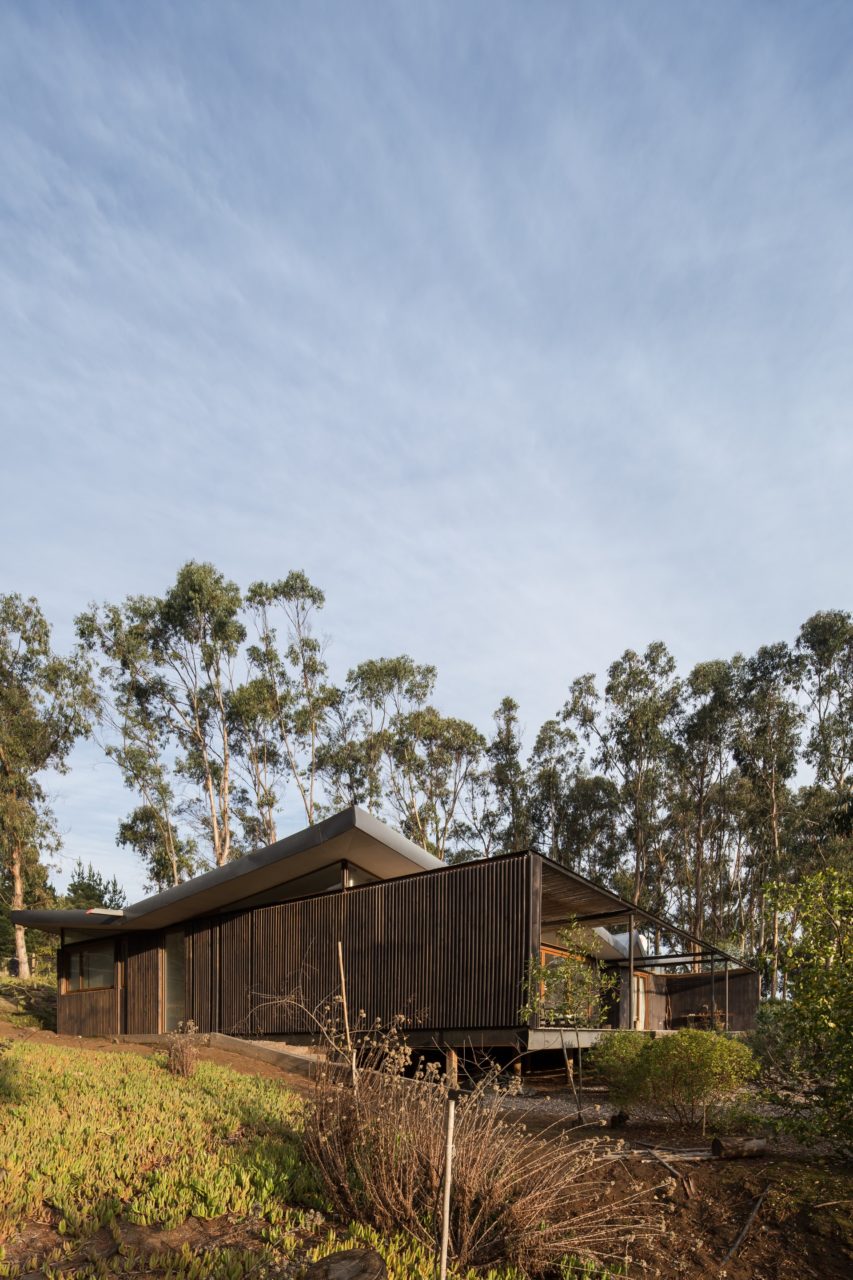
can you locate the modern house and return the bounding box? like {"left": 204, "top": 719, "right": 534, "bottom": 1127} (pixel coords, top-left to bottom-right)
{"left": 13, "top": 807, "right": 758, "bottom": 1050}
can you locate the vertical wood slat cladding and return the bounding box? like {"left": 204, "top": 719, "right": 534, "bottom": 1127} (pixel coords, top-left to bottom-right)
{"left": 188, "top": 922, "right": 218, "bottom": 1033}
{"left": 246, "top": 854, "right": 529, "bottom": 1035}
{"left": 219, "top": 912, "right": 253, "bottom": 1035}
{"left": 57, "top": 988, "right": 117, "bottom": 1036}
{"left": 125, "top": 935, "right": 162, "bottom": 1034}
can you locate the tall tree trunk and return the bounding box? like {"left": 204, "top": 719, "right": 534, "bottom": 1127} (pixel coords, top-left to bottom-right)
{"left": 10, "top": 840, "right": 31, "bottom": 979}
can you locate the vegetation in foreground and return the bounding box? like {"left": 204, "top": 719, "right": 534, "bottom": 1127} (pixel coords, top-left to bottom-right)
{"left": 0, "top": 1041, "right": 531, "bottom": 1279}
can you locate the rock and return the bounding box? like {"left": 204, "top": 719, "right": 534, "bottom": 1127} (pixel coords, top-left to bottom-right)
{"left": 302, "top": 1248, "right": 387, "bottom": 1279}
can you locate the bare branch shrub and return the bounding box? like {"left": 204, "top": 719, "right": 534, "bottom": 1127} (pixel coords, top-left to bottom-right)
{"left": 303, "top": 1023, "right": 663, "bottom": 1274}
{"left": 165, "top": 1019, "right": 199, "bottom": 1078}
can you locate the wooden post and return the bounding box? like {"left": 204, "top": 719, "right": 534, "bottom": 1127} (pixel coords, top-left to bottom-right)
{"left": 724, "top": 961, "right": 729, "bottom": 1031}
{"left": 439, "top": 1089, "right": 461, "bottom": 1280}
{"left": 626, "top": 918, "right": 633, "bottom": 1030}
{"left": 445, "top": 1045, "right": 458, "bottom": 1088}
{"left": 337, "top": 940, "right": 357, "bottom": 1092}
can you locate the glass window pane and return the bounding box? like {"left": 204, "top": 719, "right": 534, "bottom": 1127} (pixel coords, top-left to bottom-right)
{"left": 68, "top": 950, "right": 81, "bottom": 990}
{"left": 164, "top": 931, "right": 186, "bottom": 1031}
{"left": 80, "top": 941, "right": 114, "bottom": 989}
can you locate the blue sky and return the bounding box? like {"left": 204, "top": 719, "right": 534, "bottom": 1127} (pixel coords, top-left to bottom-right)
{"left": 2, "top": 2, "right": 852, "bottom": 901}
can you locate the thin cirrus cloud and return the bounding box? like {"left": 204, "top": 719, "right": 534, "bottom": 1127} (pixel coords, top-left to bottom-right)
{"left": 1, "top": 1, "right": 852, "bottom": 899}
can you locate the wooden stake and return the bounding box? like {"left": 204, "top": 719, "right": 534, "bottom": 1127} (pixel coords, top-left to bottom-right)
{"left": 337, "top": 940, "right": 357, "bottom": 1092}
{"left": 439, "top": 1089, "right": 460, "bottom": 1280}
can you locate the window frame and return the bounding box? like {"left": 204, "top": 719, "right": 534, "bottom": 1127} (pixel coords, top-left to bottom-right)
{"left": 62, "top": 939, "right": 116, "bottom": 994}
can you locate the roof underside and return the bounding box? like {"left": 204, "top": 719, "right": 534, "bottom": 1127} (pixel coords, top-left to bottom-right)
{"left": 538, "top": 858, "right": 752, "bottom": 969}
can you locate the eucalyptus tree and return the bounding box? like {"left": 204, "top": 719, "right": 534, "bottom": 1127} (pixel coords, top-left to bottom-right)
{"left": 320, "top": 655, "right": 437, "bottom": 815}
{"left": 730, "top": 643, "right": 802, "bottom": 994}
{"left": 0, "top": 594, "right": 94, "bottom": 975}
{"left": 667, "top": 659, "right": 735, "bottom": 945}
{"left": 319, "top": 655, "right": 483, "bottom": 858}
{"left": 388, "top": 705, "right": 486, "bottom": 858}
{"left": 243, "top": 573, "right": 339, "bottom": 828}
{"left": 78, "top": 561, "right": 245, "bottom": 869}
{"left": 563, "top": 641, "right": 681, "bottom": 909}
{"left": 795, "top": 612, "right": 853, "bottom": 873}
{"left": 526, "top": 717, "right": 625, "bottom": 885}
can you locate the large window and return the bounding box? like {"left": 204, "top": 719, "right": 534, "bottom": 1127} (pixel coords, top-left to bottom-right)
{"left": 65, "top": 941, "right": 114, "bottom": 992}
{"left": 164, "top": 931, "right": 186, "bottom": 1031}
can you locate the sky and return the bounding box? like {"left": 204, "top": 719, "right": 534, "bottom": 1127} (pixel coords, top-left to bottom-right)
{"left": 2, "top": 1, "right": 852, "bottom": 902}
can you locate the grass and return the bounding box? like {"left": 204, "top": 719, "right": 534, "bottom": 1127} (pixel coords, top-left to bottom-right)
{"left": 0, "top": 1041, "right": 533, "bottom": 1280}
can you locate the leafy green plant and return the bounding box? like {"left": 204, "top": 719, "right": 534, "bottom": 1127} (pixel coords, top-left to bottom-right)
{"left": 645, "top": 1029, "right": 756, "bottom": 1127}
{"left": 586, "top": 1031, "right": 651, "bottom": 1110}
{"left": 589, "top": 1029, "right": 756, "bottom": 1127}
{"left": 758, "top": 870, "right": 853, "bottom": 1148}
{"left": 0, "top": 1041, "right": 312, "bottom": 1239}
{"left": 519, "top": 919, "right": 618, "bottom": 1028}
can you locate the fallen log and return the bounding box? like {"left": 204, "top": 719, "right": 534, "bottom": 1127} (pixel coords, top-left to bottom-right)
{"left": 711, "top": 1136, "right": 768, "bottom": 1159}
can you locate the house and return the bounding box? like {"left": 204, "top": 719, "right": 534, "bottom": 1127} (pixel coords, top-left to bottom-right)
{"left": 13, "top": 806, "right": 758, "bottom": 1050}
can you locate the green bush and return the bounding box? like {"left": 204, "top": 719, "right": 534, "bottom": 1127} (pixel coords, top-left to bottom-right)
{"left": 590, "top": 1029, "right": 756, "bottom": 1127}
{"left": 587, "top": 1031, "right": 651, "bottom": 1110}
{"left": 645, "top": 1029, "right": 756, "bottom": 1126}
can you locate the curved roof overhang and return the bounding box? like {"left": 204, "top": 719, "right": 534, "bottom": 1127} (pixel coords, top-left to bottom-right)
{"left": 13, "top": 806, "right": 444, "bottom": 935}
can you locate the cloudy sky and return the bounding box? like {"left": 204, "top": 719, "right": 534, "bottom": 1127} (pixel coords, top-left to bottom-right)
{"left": 2, "top": 1, "right": 851, "bottom": 901}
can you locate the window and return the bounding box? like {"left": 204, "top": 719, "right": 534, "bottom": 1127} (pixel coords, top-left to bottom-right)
{"left": 164, "top": 931, "right": 186, "bottom": 1031}
{"left": 65, "top": 941, "right": 114, "bottom": 992}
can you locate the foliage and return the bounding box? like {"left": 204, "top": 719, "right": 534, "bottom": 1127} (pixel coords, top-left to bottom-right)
{"left": 642, "top": 1028, "right": 756, "bottom": 1126}
{"left": 589, "top": 1030, "right": 756, "bottom": 1126}
{"left": 0, "top": 595, "right": 94, "bottom": 976}
{"left": 519, "top": 921, "right": 618, "bottom": 1028}
{"left": 586, "top": 1031, "right": 651, "bottom": 1110}
{"left": 64, "top": 859, "right": 126, "bottom": 910}
{"left": 757, "top": 869, "right": 853, "bottom": 1147}
{"left": 303, "top": 1028, "right": 661, "bottom": 1273}
{"left": 0, "top": 1041, "right": 312, "bottom": 1239}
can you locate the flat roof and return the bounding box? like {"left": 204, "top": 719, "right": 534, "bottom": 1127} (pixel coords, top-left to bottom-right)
{"left": 13, "top": 806, "right": 444, "bottom": 934}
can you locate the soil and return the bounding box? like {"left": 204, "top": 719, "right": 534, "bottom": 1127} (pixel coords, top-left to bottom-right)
{"left": 2, "top": 1023, "right": 851, "bottom": 1279}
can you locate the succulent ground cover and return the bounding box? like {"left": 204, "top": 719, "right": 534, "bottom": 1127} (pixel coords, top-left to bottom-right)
{"left": 0, "top": 1041, "right": 524, "bottom": 1280}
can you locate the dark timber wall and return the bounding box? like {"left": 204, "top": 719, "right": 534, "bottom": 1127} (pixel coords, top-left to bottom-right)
{"left": 193, "top": 853, "right": 532, "bottom": 1036}
{"left": 55, "top": 854, "right": 532, "bottom": 1039}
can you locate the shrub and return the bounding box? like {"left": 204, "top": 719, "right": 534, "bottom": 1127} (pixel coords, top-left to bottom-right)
{"left": 645, "top": 1030, "right": 755, "bottom": 1127}
{"left": 166, "top": 1019, "right": 200, "bottom": 1077}
{"left": 303, "top": 1032, "right": 662, "bottom": 1274}
{"left": 589, "top": 1030, "right": 756, "bottom": 1127}
{"left": 587, "top": 1031, "right": 651, "bottom": 1110}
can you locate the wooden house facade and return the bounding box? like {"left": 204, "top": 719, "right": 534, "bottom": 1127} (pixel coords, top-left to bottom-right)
{"left": 14, "top": 808, "right": 758, "bottom": 1049}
